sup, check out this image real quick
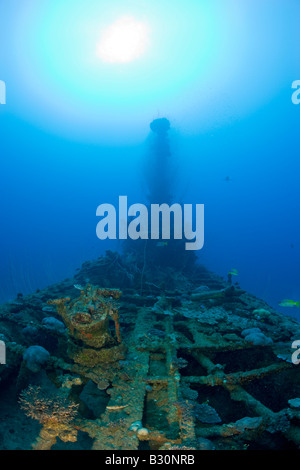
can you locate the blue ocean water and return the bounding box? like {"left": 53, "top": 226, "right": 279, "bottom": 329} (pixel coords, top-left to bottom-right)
{"left": 0, "top": 0, "right": 299, "bottom": 321}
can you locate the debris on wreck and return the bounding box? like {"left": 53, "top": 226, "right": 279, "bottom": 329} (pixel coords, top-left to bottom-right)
{"left": 1, "top": 251, "right": 300, "bottom": 450}
{"left": 19, "top": 383, "right": 79, "bottom": 450}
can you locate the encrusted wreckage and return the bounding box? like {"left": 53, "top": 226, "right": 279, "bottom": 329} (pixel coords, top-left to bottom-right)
{"left": 47, "top": 285, "right": 124, "bottom": 367}
{"left": 1, "top": 253, "right": 300, "bottom": 450}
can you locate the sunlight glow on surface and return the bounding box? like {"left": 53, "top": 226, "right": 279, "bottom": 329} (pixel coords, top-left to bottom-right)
{"left": 97, "top": 16, "right": 150, "bottom": 63}
{"left": 9, "top": 0, "right": 291, "bottom": 144}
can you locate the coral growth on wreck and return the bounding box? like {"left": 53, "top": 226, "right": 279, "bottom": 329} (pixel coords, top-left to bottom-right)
{"left": 19, "top": 385, "right": 79, "bottom": 426}
{"left": 48, "top": 285, "right": 124, "bottom": 366}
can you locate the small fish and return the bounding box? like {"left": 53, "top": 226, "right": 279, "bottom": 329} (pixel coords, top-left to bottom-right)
{"left": 156, "top": 241, "right": 168, "bottom": 247}
{"left": 228, "top": 268, "right": 238, "bottom": 276}
{"left": 279, "top": 299, "right": 300, "bottom": 308}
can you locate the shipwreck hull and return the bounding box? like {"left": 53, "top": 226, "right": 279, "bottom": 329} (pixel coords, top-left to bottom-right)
{"left": 1, "top": 256, "right": 300, "bottom": 450}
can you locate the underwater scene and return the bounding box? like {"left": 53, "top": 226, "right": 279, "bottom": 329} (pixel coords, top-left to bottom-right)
{"left": 0, "top": 0, "right": 300, "bottom": 455}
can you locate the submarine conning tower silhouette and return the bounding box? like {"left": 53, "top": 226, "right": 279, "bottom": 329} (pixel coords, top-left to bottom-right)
{"left": 147, "top": 117, "right": 173, "bottom": 206}
{"left": 150, "top": 117, "right": 171, "bottom": 135}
